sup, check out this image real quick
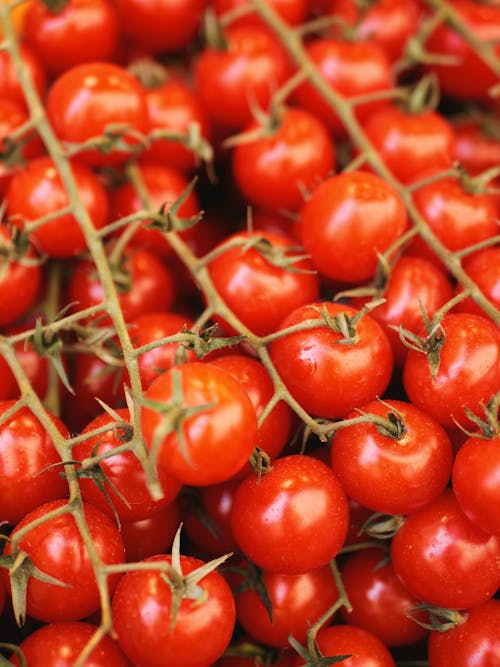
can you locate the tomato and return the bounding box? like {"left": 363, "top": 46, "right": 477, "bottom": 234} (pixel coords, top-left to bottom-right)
{"left": 194, "top": 25, "right": 292, "bottom": 131}
{"left": 453, "top": 118, "right": 500, "bottom": 176}
{"left": 294, "top": 624, "right": 396, "bottom": 667}
{"left": 454, "top": 247, "right": 500, "bottom": 320}
{"left": 120, "top": 499, "right": 181, "bottom": 562}
{"left": 6, "top": 156, "right": 109, "bottom": 258}
{"left": 207, "top": 230, "right": 319, "bottom": 337}
{"left": 0, "top": 401, "right": 68, "bottom": 526}
{"left": 21, "top": 0, "right": 120, "bottom": 76}
{"left": 9, "top": 621, "right": 130, "bottom": 667}
{"left": 215, "top": 0, "right": 308, "bottom": 29}
{"left": 108, "top": 162, "right": 200, "bottom": 259}
{"left": 269, "top": 301, "right": 393, "bottom": 419}
{"left": 0, "top": 44, "right": 46, "bottom": 108}
{"left": 141, "top": 77, "right": 212, "bottom": 174}
{"left": 231, "top": 455, "right": 349, "bottom": 574}
{"left": 428, "top": 599, "right": 500, "bottom": 667}
{"left": 235, "top": 563, "right": 339, "bottom": 648}
{"left": 4, "top": 499, "right": 125, "bottom": 622}
{"left": 292, "top": 39, "right": 393, "bottom": 137}
{"left": 391, "top": 489, "right": 500, "bottom": 610}
{"left": 300, "top": 171, "right": 408, "bottom": 283}
{"left": 112, "top": 553, "right": 236, "bottom": 667}
{"left": 425, "top": 1, "right": 500, "bottom": 103}
{"left": 141, "top": 362, "right": 258, "bottom": 486}
{"left": 46, "top": 62, "right": 149, "bottom": 166}
{"left": 361, "top": 105, "right": 455, "bottom": 185}
{"left": 73, "top": 409, "right": 182, "bottom": 522}
{"left": 330, "top": 399, "right": 453, "bottom": 515}
{"left": 232, "top": 107, "right": 336, "bottom": 213}
{"left": 403, "top": 312, "right": 500, "bottom": 429}
{"left": 340, "top": 548, "right": 429, "bottom": 647}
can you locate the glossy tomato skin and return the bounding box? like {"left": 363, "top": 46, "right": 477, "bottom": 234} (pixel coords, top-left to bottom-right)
{"left": 120, "top": 500, "right": 181, "bottom": 562}
{"left": 270, "top": 302, "right": 393, "bottom": 419}
{"left": 300, "top": 171, "right": 408, "bottom": 283}
{"left": 427, "top": 599, "right": 500, "bottom": 667}
{"left": 0, "top": 402, "right": 68, "bottom": 526}
{"left": 0, "top": 325, "right": 49, "bottom": 402}
{"left": 0, "top": 44, "right": 46, "bottom": 107}
{"left": 194, "top": 25, "right": 292, "bottom": 131}
{"left": 403, "top": 313, "right": 500, "bottom": 429}
{"left": 6, "top": 156, "right": 109, "bottom": 258}
{"left": 46, "top": 62, "right": 149, "bottom": 166}
{"left": 4, "top": 499, "right": 125, "bottom": 622}
{"left": 340, "top": 548, "right": 429, "bottom": 648}
{"left": 391, "top": 489, "right": 500, "bottom": 610}
{"left": 232, "top": 107, "right": 335, "bottom": 213}
{"left": 231, "top": 455, "right": 349, "bottom": 574}
{"left": 207, "top": 231, "right": 319, "bottom": 336}
{"left": 331, "top": 399, "right": 453, "bottom": 515}
{"left": 9, "top": 621, "right": 130, "bottom": 667}
{"left": 294, "top": 625, "right": 396, "bottom": 667}
{"left": 361, "top": 106, "right": 455, "bottom": 184}
{"left": 454, "top": 247, "right": 500, "bottom": 320}
{"left": 141, "top": 362, "right": 258, "bottom": 486}
{"left": 453, "top": 119, "right": 500, "bottom": 177}
{"left": 215, "top": 0, "right": 308, "bottom": 29}
{"left": 21, "top": 0, "right": 120, "bottom": 76}
{"left": 112, "top": 554, "right": 236, "bottom": 667}
{"left": 452, "top": 434, "right": 500, "bottom": 536}
{"left": 73, "top": 409, "right": 182, "bottom": 522}
{"left": 235, "top": 564, "right": 339, "bottom": 648}
{"left": 293, "top": 39, "right": 393, "bottom": 137}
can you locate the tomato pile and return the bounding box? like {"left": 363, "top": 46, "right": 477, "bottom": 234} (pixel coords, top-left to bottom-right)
{"left": 0, "top": 0, "right": 500, "bottom": 665}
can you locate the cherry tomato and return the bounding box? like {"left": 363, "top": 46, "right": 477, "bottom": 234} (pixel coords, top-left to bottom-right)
{"left": 0, "top": 325, "right": 49, "bottom": 402}
{"left": 215, "top": 0, "right": 308, "bottom": 29}
{"left": 391, "top": 489, "right": 500, "bottom": 610}
{"left": 112, "top": 553, "right": 236, "bottom": 667}
{"left": 454, "top": 247, "right": 500, "bottom": 320}
{"left": 270, "top": 301, "right": 393, "bottom": 419}
{"left": 453, "top": 118, "right": 500, "bottom": 176}
{"left": 120, "top": 499, "right": 181, "bottom": 562}
{"left": 0, "top": 44, "right": 46, "bottom": 108}
{"left": 300, "top": 171, "right": 408, "bottom": 283}
{"left": 231, "top": 455, "right": 349, "bottom": 574}
{"left": 141, "top": 362, "right": 258, "bottom": 486}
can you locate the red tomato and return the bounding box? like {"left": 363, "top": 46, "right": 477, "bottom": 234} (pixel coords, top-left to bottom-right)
{"left": 232, "top": 107, "right": 335, "bottom": 213}
{"left": 293, "top": 38, "right": 393, "bottom": 137}
{"left": 206, "top": 230, "right": 319, "bottom": 337}
{"left": 73, "top": 409, "right": 182, "bottom": 522}
{"left": 361, "top": 105, "right": 455, "bottom": 185}
{"left": 428, "top": 599, "right": 500, "bottom": 667}
{"left": 141, "top": 362, "right": 258, "bottom": 486}
{"left": 112, "top": 553, "right": 236, "bottom": 667}
{"left": 269, "top": 302, "right": 393, "bottom": 419}
{"left": 340, "top": 548, "right": 429, "bottom": 647}
{"left": 403, "top": 312, "right": 500, "bottom": 429}
{"left": 231, "top": 455, "right": 349, "bottom": 574}
{"left": 0, "top": 44, "right": 46, "bottom": 108}
{"left": 454, "top": 247, "right": 500, "bottom": 320}
{"left": 194, "top": 25, "right": 292, "bottom": 131}
{"left": 0, "top": 401, "right": 68, "bottom": 525}
{"left": 9, "top": 621, "right": 130, "bottom": 667}
{"left": 0, "top": 327, "right": 49, "bottom": 402}
{"left": 453, "top": 118, "right": 500, "bottom": 176}
{"left": 4, "top": 499, "right": 125, "bottom": 622}
{"left": 300, "top": 171, "right": 408, "bottom": 283}
{"left": 46, "top": 62, "right": 149, "bottom": 166}
{"left": 6, "top": 156, "right": 109, "bottom": 258}
{"left": 235, "top": 564, "right": 339, "bottom": 648}
{"left": 120, "top": 500, "right": 181, "bottom": 562}
{"left": 331, "top": 399, "right": 453, "bottom": 515}
{"left": 391, "top": 489, "right": 500, "bottom": 610}
{"left": 21, "top": 0, "right": 120, "bottom": 76}
{"left": 215, "top": 0, "right": 308, "bottom": 29}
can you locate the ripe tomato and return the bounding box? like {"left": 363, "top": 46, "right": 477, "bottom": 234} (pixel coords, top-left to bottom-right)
{"left": 403, "top": 312, "right": 500, "bottom": 429}
{"left": 300, "top": 171, "right": 408, "bottom": 283}
{"left": 0, "top": 325, "right": 49, "bottom": 402}
{"left": 330, "top": 399, "right": 453, "bottom": 515}
{"left": 453, "top": 118, "right": 500, "bottom": 176}
{"left": 206, "top": 230, "right": 319, "bottom": 337}
{"left": 391, "top": 489, "right": 500, "bottom": 610}
{"left": 0, "top": 401, "right": 68, "bottom": 525}
{"left": 4, "top": 499, "right": 125, "bottom": 622}
{"left": 9, "top": 621, "right": 130, "bottom": 667}
{"left": 6, "top": 156, "right": 109, "bottom": 258}
{"left": 269, "top": 302, "right": 393, "bottom": 419}
{"left": 21, "top": 0, "right": 120, "bottom": 76}
{"left": 141, "top": 362, "right": 258, "bottom": 486}
{"left": 112, "top": 553, "right": 236, "bottom": 667}
{"left": 46, "top": 62, "right": 149, "bottom": 166}
{"left": 231, "top": 455, "right": 349, "bottom": 574}
{"left": 215, "top": 0, "right": 308, "bottom": 29}
{"left": 120, "top": 499, "right": 181, "bottom": 562}
{"left": 454, "top": 247, "right": 500, "bottom": 320}
{"left": 0, "top": 44, "right": 46, "bottom": 108}
{"left": 232, "top": 107, "right": 335, "bottom": 213}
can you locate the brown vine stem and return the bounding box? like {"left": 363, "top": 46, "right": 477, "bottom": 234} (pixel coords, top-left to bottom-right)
{"left": 250, "top": 0, "right": 500, "bottom": 328}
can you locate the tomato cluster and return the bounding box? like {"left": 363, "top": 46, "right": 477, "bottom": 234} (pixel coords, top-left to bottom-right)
{"left": 0, "top": 0, "right": 500, "bottom": 665}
